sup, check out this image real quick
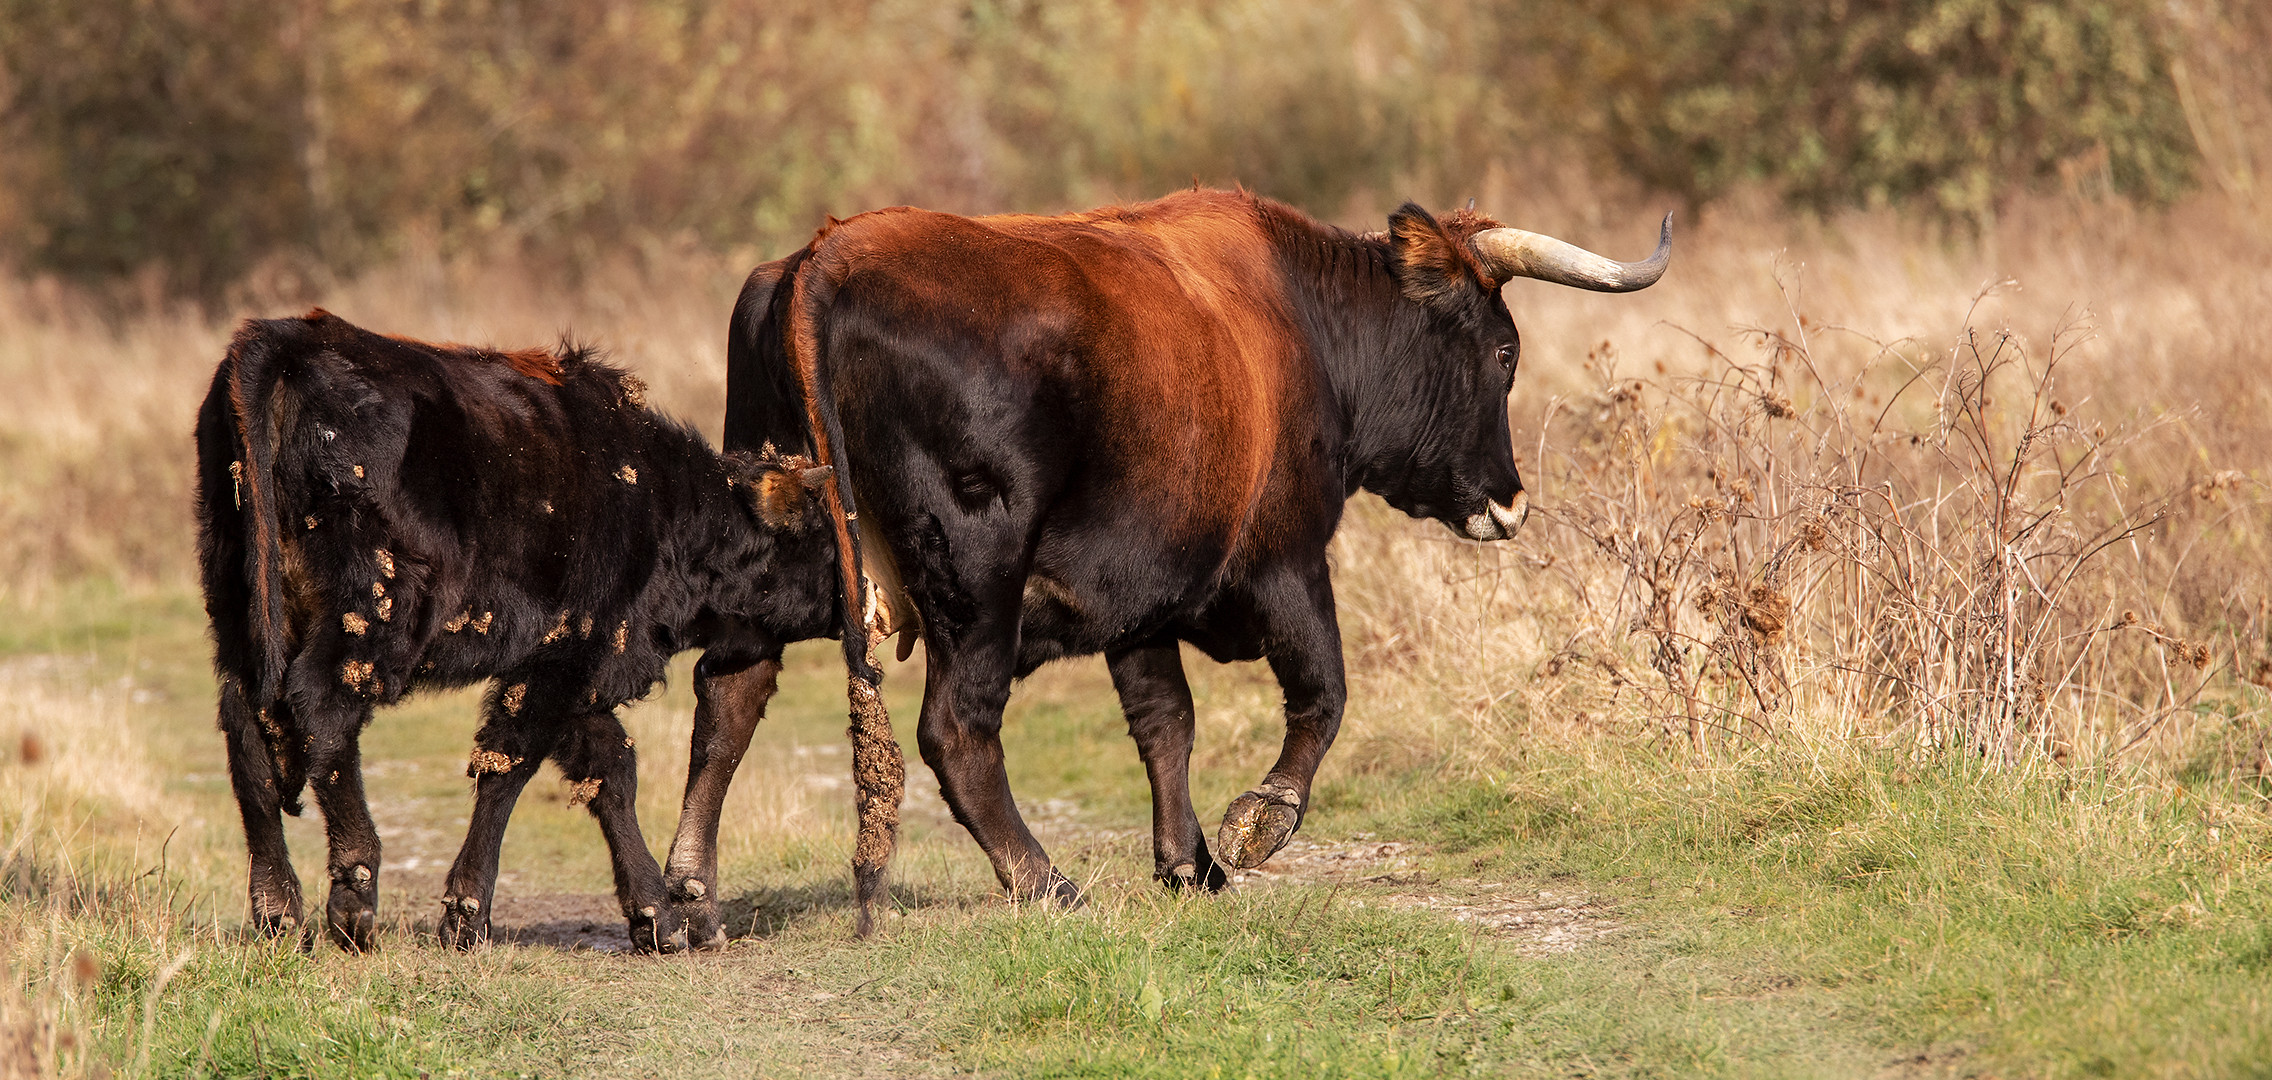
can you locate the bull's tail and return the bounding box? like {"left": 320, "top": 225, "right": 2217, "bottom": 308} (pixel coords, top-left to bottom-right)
{"left": 781, "top": 249, "right": 904, "bottom": 938}
{"left": 196, "top": 317, "right": 306, "bottom": 810}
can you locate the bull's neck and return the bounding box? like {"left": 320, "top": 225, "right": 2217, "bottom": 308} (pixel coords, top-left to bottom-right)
{"left": 1270, "top": 222, "right": 1429, "bottom": 495}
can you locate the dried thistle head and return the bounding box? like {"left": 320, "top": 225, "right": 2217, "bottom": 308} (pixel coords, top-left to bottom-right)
{"left": 2192, "top": 470, "right": 2246, "bottom": 503}
{"left": 1796, "top": 516, "right": 1830, "bottom": 552}
{"left": 1742, "top": 585, "right": 1790, "bottom": 649}
{"left": 1761, "top": 392, "right": 1796, "bottom": 419}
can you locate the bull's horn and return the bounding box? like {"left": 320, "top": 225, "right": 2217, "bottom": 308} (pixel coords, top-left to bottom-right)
{"left": 1471, "top": 213, "right": 1672, "bottom": 293}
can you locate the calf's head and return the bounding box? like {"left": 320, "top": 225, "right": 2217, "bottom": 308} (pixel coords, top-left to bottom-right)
{"left": 1374, "top": 203, "right": 1670, "bottom": 541}
{"left": 714, "top": 448, "right": 841, "bottom": 640}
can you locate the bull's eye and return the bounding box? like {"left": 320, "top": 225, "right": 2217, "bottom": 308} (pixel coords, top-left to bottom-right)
{"left": 1495, "top": 343, "right": 1516, "bottom": 372}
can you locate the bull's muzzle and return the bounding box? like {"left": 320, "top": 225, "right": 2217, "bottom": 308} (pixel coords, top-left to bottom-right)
{"left": 1462, "top": 489, "right": 1530, "bottom": 541}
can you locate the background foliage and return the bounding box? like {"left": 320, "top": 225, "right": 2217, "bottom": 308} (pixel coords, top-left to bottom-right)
{"left": 2, "top": 0, "right": 2259, "bottom": 298}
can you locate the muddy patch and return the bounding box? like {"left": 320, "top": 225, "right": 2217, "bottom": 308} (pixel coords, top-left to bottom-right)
{"left": 1231, "top": 836, "right": 1624, "bottom": 955}
{"left": 487, "top": 892, "right": 639, "bottom": 952}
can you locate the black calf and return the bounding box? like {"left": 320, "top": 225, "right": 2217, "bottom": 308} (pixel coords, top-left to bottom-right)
{"left": 195, "top": 310, "right": 838, "bottom": 952}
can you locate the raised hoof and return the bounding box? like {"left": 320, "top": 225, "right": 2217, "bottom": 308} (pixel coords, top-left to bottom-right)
{"left": 1158, "top": 858, "right": 1229, "bottom": 893}
{"left": 1217, "top": 783, "right": 1304, "bottom": 870}
{"left": 438, "top": 896, "right": 488, "bottom": 951}
{"left": 628, "top": 903, "right": 683, "bottom": 954}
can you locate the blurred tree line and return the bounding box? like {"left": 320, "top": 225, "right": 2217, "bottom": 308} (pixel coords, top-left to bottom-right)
{"left": 0, "top": 0, "right": 2255, "bottom": 299}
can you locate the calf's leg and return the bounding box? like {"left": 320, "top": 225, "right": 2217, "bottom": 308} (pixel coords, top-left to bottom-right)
{"left": 663, "top": 648, "right": 783, "bottom": 949}
{"left": 1106, "top": 643, "right": 1225, "bottom": 892}
{"left": 555, "top": 709, "right": 677, "bottom": 953}
{"left": 298, "top": 698, "right": 383, "bottom": 952}
{"left": 218, "top": 679, "right": 307, "bottom": 939}
{"left": 438, "top": 681, "right": 563, "bottom": 949}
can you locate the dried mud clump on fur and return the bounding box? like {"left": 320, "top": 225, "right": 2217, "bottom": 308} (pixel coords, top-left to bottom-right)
{"left": 467, "top": 749, "right": 518, "bottom": 776}
{"left": 847, "top": 676, "right": 903, "bottom": 871}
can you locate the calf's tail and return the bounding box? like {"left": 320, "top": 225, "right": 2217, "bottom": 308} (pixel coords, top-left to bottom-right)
{"left": 196, "top": 318, "right": 304, "bottom": 809}
{"left": 781, "top": 247, "right": 904, "bottom": 938}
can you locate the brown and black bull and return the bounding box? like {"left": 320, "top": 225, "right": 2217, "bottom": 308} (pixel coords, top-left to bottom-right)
{"left": 663, "top": 187, "right": 1668, "bottom": 932}
{"left": 195, "top": 310, "right": 844, "bottom": 952}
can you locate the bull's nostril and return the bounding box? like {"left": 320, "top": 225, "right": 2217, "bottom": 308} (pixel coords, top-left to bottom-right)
{"left": 1488, "top": 490, "right": 1529, "bottom": 535}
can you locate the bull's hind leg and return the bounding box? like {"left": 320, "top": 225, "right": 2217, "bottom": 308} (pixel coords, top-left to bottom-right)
{"left": 664, "top": 647, "right": 785, "bottom": 950}
{"left": 1218, "top": 566, "right": 1346, "bottom": 870}
{"left": 438, "top": 680, "right": 563, "bottom": 949}
{"left": 1107, "top": 643, "right": 1226, "bottom": 892}
{"left": 555, "top": 709, "right": 677, "bottom": 953}
{"left": 919, "top": 622, "right": 1082, "bottom": 907}
{"left": 218, "top": 679, "right": 307, "bottom": 940}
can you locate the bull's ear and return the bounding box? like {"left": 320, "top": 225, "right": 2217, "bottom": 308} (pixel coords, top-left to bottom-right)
{"left": 1389, "top": 203, "right": 1481, "bottom": 309}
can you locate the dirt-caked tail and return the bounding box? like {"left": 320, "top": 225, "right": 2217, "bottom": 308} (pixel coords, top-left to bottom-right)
{"left": 780, "top": 250, "right": 904, "bottom": 938}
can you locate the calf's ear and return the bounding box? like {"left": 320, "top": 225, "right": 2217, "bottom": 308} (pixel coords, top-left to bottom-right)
{"left": 753, "top": 466, "right": 817, "bottom": 530}
{"left": 1389, "top": 203, "right": 1485, "bottom": 310}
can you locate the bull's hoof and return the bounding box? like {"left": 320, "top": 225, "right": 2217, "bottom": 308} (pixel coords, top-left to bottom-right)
{"left": 438, "top": 895, "right": 489, "bottom": 951}
{"left": 1013, "top": 867, "right": 1087, "bottom": 910}
{"left": 1159, "top": 856, "right": 1229, "bottom": 893}
{"left": 1217, "top": 783, "right": 1304, "bottom": 870}
{"left": 628, "top": 903, "right": 683, "bottom": 954}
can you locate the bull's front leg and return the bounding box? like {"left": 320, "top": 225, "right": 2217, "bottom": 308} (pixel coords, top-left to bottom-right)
{"left": 1217, "top": 567, "right": 1346, "bottom": 870}
{"left": 662, "top": 648, "right": 784, "bottom": 950}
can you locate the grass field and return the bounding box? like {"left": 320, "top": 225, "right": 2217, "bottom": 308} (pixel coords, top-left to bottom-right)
{"left": 4, "top": 189, "right": 2270, "bottom": 1077}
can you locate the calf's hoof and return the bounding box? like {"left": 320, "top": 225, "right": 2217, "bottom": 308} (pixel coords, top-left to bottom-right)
{"left": 1216, "top": 783, "right": 1304, "bottom": 870}
{"left": 438, "top": 895, "right": 488, "bottom": 951}
{"left": 325, "top": 867, "right": 379, "bottom": 951}
{"left": 628, "top": 903, "right": 684, "bottom": 954}
{"left": 250, "top": 905, "right": 305, "bottom": 939}
{"left": 668, "top": 881, "right": 729, "bottom": 951}
{"left": 325, "top": 900, "right": 376, "bottom": 952}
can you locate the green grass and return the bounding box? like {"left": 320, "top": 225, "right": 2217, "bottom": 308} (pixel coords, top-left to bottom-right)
{"left": 6, "top": 586, "right": 2270, "bottom": 1077}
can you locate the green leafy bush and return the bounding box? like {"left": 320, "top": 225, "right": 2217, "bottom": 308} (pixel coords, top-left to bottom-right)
{"left": 1510, "top": 0, "right": 2195, "bottom": 223}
